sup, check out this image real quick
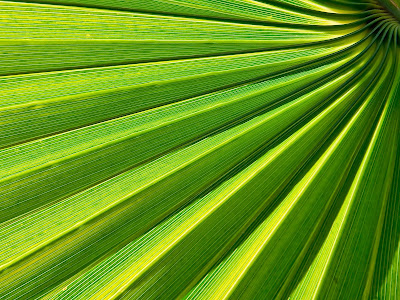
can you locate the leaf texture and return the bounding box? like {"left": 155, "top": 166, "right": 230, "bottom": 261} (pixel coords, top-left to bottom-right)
{"left": 0, "top": 0, "right": 399, "bottom": 299}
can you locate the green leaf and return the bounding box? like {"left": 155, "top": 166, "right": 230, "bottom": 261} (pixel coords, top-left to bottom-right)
{"left": 0, "top": 0, "right": 398, "bottom": 299}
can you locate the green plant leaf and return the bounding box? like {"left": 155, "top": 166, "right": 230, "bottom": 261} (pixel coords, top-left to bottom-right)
{"left": 0, "top": 0, "right": 399, "bottom": 299}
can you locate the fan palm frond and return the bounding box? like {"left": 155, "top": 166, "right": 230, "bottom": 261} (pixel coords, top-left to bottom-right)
{"left": 0, "top": 0, "right": 399, "bottom": 299}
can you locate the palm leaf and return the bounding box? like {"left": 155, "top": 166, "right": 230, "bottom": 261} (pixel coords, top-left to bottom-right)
{"left": 0, "top": 0, "right": 399, "bottom": 299}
